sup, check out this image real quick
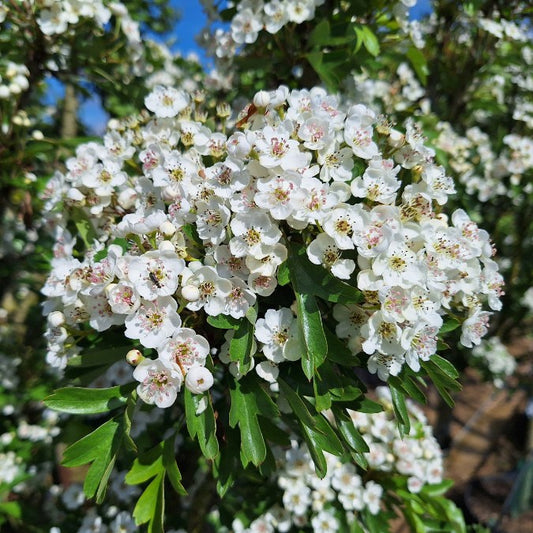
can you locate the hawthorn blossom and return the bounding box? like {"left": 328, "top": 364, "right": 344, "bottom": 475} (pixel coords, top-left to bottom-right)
{"left": 124, "top": 297, "right": 181, "bottom": 349}
{"left": 133, "top": 358, "right": 182, "bottom": 408}
{"left": 158, "top": 328, "right": 210, "bottom": 377}
{"left": 307, "top": 233, "right": 355, "bottom": 279}
{"left": 255, "top": 308, "right": 302, "bottom": 363}
{"left": 144, "top": 86, "right": 189, "bottom": 118}
{"left": 181, "top": 264, "right": 232, "bottom": 316}
{"left": 127, "top": 246, "right": 185, "bottom": 300}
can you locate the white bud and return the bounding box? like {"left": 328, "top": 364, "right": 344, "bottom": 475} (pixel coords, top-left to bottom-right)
{"left": 159, "top": 220, "right": 176, "bottom": 237}
{"left": 47, "top": 311, "right": 65, "bottom": 327}
{"left": 161, "top": 186, "right": 180, "bottom": 202}
{"left": 388, "top": 129, "right": 405, "bottom": 148}
{"left": 0, "top": 85, "right": 9, "bottom": 99}
{"left": 253, "top": 90, "right": 270, "bottom": 108}
{"left": 9, "top": 82, "right": 21, "bottom": 95}
{"left": 32, "top": 130, "right": 44, "bottom": 141}
{"left": 107, "top": 118, "right": 120, "bottom": 130}
{"left": 126, "top": 349, "right": 144, "bottom": 366}
{"left": 117, "top": 188, "right": 137, "bottom": 209}
{"left": 185, "top": 366, "right": 214, "bottom": 394}
{"left": 158, "top": 240, "right": 175, "bottom": 252}
{"left": 181, "top": 284, "right": 200, "bottom": 302}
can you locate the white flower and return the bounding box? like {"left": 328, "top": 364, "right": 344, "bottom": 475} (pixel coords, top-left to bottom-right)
{"left": 225, "top": 278, "right": 257, "bottom": 319}
{"left": 322, "top": 205, "right": 358, "bottom": 250}
{"left": 310, "top": 509, "right": 339, "bottom": 533}
{"left": 254, "top": 173, "right": 306, "bottom": 220}
{"left": 124, "top": 296, "right": 181, "bottom": 349}
{"left": 106, "top": 282, "right": 141, "bottom": 315}
{"left": 307, "top": 233, "right": 355, "bottom": 279}
{"left": 282, "top": 480, "right": 311, "bottom": 516}
{"left": 363, "top": 480, "right": 383, "bottom": 514}
{"left": 185, "top": 366, "right": 214, "bottom": 394}
{"left": 460, "top": 307, "right": 491, "bottom": 348}
{"left": 255, "top": 308, "right": 301, "bottom": 363}
{"left": 400, "top": 322, "right": 439, "bottom": 372}
{"left": 196, "top": 198, "right": 231, "bottom": 245}
{"left": 229, "top": 210, "right": 282, "bottom": 258}
{"left": 158, "top": 328, "right": 210, "bottom": 376}
{"left": 344, "top": 104, "right": 379, "bottom": 159}
{"left": 255, "top": 360, "right": 279, "bottom": 383}
{"left": 263, "top": 1, "right": 289, "bottom": 34}
{"left": 372, "top": 237, "right": 425, "bottom": 289}
{"left": 133, "top": 358, "right": 182, "bottom": 408}
{"left": 231, "top": 8, "right": 263, "bottom": 44}
{"left": 181, "top": 264, "right": 232, "bottom": 316}
{"left": 350, "top": 158, "right": 401, "bottom": 204}
{"left": 318, "top": 146, "right": 354, "bottom": 182}
{"left": 254, "top": 124, "right": 310, "bottom": 170}
{"left": 128, "top": 248, "right": 185, "bottom": 300}
{"left": 144, "top": 86, "right": 189, "bottom": 118}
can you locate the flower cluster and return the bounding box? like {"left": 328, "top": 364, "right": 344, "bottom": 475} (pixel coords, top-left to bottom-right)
{"left": 41, "top": 83, "right": 502, "bottom": 407}
{"left": 206, "top": 0, "right": 423, "bottom": 61}
{"left": 470, "top": 337, "right": 517, "bottom": 388}
{"left": 0, "top": 60, "right": 29, "bottom": 101}
{"left": 233, "top": 387, "right": 443, "bottom": 532}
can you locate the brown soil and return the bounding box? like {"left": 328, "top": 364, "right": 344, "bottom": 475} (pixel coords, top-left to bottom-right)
{"left": 432, "top": 336, "right": 533, "bottom": 532}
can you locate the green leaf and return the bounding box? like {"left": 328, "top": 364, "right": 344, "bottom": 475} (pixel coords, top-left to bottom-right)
{"left": 309, "top": 19, "right": 331, "bottom": 47}
{"left": 389, "top": 374, "right": 427, "bottom": 405}
{"left": 184, "top": 389, "right": 219, "bottom": 460}
{"left": 407, "top": 46, "right": 428, "bottom": 85}
{"left": 0, "top": 502, "right": 21, "bottom": 519}
{"left": 66, "top": 346, "right": 129, "bottom": 368}
{"left": 300, "top": 422, "right": 328, "bottom": 478}
{"left": 277, "top": 261, "right": 290, "bottom": 286}
{"left": 305, "top": 51, "right": 338, "bottom": 91}
{"left": 162, "top": 438, "right": 187, "bottom": 495}
{"left": 429, "top": 354, "right": 459, "bottom": 379}
{"left": 125, "top": 444, "right": 164, "bottom": 485}
{"left": 421, "top": 356, "right": 461, "bottom": 408}
{"left": 431, "top": 496, "right": 467, "bottom": 533}
{"left": 229, "top": 376, "right": 273, "bottom": 467}
{"left": 389, "top": 383, "right": 411, "bottom": 436}
{"left": 299, "top": 413, "right": 345, "bottom": 477}
{"left": 207, "top": 314, "right": 241, "bottom": 330}
{"left": 440, "top": 318, "right": 461, "bottom": 334}
{"left": 420, "top": 479, "right": 454, "bottom": 498}
{"left": 126, "top": 438, "right": 186, "bottom": 531}
{"left": 295, "top": 291, "right": 328, "bottom": 379}
{"left": 132, "top": 471, "right": 165, "bottom": 530}
{"left": 62, "top": 418, "right": 122, "bottom": 501}
{"left": 45, "top": 383, "right": 135, "bottom": 414}
{"left": 72, "top": 209, "right": 98, "bottom": 248}
{"left": 278, "top": 378, "right": 317, "bottom": 429}
{"left": 332, "top": 407, "right": 369, "bottom": 452}
{"left": 360, "top": 26, "right": 380, "bottom": 57}
{"left": 229, "top": 318, "right": 254, "bottom": 373}
{"left": 213, "top": 427, "right": 240, "bottom": 497}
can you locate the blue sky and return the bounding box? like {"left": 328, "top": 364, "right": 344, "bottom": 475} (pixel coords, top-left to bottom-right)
{"left": 80, "top": 0, "right": 432, "bottom": 133}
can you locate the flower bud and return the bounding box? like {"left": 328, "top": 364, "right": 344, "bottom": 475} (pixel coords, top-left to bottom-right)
{"left": 159, "top": 220, "right": 176, "bottom": 237}
{"left": 181, "top": 284, "right": 200, "bottom": 302}
{"left": 158, "top": 240, "right": 175, "bottom": 252}
{"left": 126, "top": 349, "right": 144, "bottom": 366}
{"left": 253, "top": 90, "right": 270, "bottom": 108}
{"left": 185, "top": 366, "right": 214, "bottom": 394}
{"left": 117, "top": 188, "right": 137, "bottom": 209}
{"left": 47, "top": 311, "right": 65, "bottom": 328}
